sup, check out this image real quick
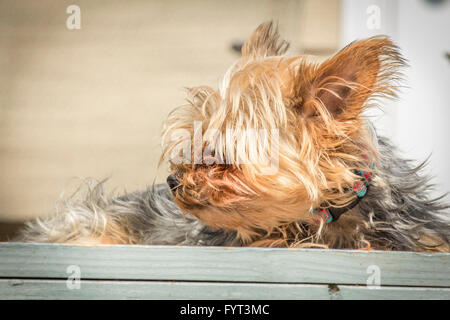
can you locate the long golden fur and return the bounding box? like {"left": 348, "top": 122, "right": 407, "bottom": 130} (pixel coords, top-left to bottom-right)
{"left": 162, "top": 22, "right": 448, "bottom": 251}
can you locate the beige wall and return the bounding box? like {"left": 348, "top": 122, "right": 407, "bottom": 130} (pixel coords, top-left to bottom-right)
{"left": 0, "top": 0, "right": 339, "bottom": 222}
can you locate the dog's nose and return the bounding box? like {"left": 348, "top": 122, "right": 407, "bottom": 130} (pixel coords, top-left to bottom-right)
{"left": 167, "top": 174, "right": 181, "bottom": 192}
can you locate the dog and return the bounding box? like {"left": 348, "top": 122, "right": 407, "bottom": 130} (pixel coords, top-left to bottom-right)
{"left": 16, "top": 22, "right": 449, "bottom": 252}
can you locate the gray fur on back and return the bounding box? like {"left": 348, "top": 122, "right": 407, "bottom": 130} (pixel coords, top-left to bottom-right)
{"left": 357, "top": 136, "right": 450, "bottom": 250}
{"left": 114, "top": 184, "right": 240, "bottom": 246}
{"left": 16, "top": 181, "right": 240, "bottom": 246}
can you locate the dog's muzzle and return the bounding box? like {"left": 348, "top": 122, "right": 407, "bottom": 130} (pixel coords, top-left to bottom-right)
{"left": 167, "top": 174, "right": 181, "bottom": 193}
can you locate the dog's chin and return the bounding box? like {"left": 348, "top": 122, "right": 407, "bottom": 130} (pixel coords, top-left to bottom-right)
{"left": 185, "top": 206, "right": 262, "bottom": 242}
{"left": 169, "top": 191, "right": 254, "bottom": 237}
{"left": 170, "top": 189, "right": 316, "bottom": 243}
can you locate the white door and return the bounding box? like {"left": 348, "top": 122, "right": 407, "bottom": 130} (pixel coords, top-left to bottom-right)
{"left": 341, "top": 0, "right": 450, "bottom": 198}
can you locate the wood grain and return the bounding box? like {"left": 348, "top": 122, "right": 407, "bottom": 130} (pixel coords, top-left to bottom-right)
{"left": 1, "top": 243, "right": 448, "bottom": 287}
{"left": 1, "top": 279, "right": 448, "bottom": 300}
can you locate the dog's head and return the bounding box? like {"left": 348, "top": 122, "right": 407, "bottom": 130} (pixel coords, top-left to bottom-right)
{"left": 162, "top": 22, "right": 404, "bottom": 241}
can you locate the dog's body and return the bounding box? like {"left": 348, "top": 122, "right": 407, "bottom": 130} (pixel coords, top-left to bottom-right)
{"left": 16, "top": 22, "right": 449, "bottom": 251}
{"left": 17, "top": 136, "right": 450, "bottom": 251}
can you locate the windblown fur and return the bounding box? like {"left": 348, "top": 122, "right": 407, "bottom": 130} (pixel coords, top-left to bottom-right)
{"left": 250, "top": 137, "right": 450, "bottom": 251}
{"left": 16, "top": 181, "right": 239, "bottom": 246}
{"left": 16, "top": 22, "right": 449, "bottom": 252}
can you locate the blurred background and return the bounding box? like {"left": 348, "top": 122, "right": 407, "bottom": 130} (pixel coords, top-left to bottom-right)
{"left": 0, "top": 0, "right": 449, "bottom": 239}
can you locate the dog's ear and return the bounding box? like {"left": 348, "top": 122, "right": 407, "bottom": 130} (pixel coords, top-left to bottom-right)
{"left": 242, "top": 21, "right": 289, "bottom": 57}
{"left": 300, "top": 37, "right": 405, "bottom": 118}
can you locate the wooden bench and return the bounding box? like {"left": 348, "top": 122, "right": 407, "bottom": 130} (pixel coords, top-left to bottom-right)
{"left": 0, "top": 243, "right": 449, "bottom": 299}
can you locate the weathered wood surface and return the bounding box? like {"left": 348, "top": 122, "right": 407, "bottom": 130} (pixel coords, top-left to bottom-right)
{"left": 1, "top": 279, "right": 449, "bottom": 300}
{"left": 0, "top": 243, "right": 449, "bottom": 288}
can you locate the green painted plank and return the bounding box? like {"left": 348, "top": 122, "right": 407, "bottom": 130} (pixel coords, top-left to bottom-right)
{"left": 0, "top": 243, "right": 449, "bottom": 287}
{"left": 1, "top": 279, "right": 329, "bottom": 300}
{"left": 337, "top": 285, "right": 450, "bottom": 300}
{"left": 1, "top": 279, "right": 449, "bottom": 300}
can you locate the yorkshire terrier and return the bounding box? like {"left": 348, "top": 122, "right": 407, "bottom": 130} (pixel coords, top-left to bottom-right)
{"left": 17, "top": 22, "right": 449, "bottom": 252}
